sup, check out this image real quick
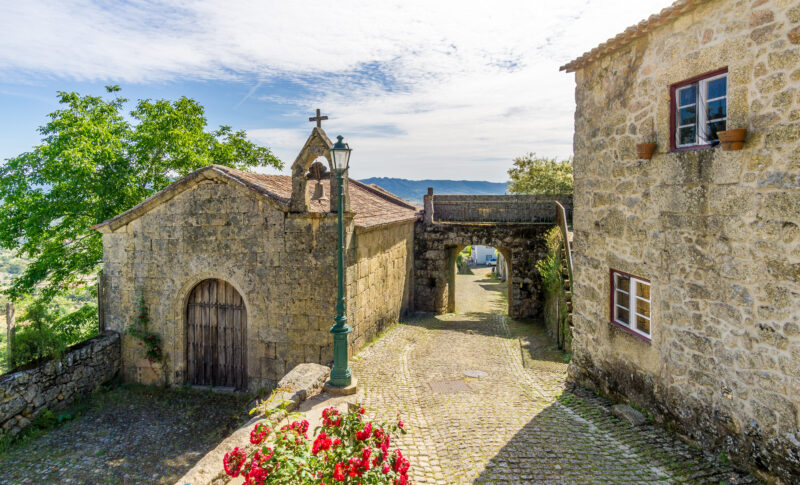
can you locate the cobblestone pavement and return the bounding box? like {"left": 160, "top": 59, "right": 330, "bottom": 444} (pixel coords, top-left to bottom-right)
{"left": 352, "top": 267, "right": 757, "bottom": 484}
{"left": 0, "top": 384, "right": 252, "bottom": 484}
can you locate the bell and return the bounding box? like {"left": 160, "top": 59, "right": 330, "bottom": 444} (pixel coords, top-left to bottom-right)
{"left": 311, "top": 181, "right": 328, "bottom": 201}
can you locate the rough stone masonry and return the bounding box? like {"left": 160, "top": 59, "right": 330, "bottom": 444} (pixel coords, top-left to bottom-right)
{"left": 562, "top": 0, "right": 800, "bottom": 481}
{"left": 0, "top": 332, "right": 120, "bottom": 437}
{"left": 96, "top": 128, "right": 416, "bottom": 392}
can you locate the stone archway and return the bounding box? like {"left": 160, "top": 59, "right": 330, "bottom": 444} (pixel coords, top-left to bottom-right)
{"left": 414, "top": 223, "right": 551, "bottom": 319}
{"left": 186, "top": 279, "right": 247, "bottom": 389}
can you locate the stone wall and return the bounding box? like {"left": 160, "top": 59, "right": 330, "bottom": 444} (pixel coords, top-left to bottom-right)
{"left": 414, "top": 222, "right": 551, "bottom": 318}
{"left": 101, "top": 178, "right": 341, "bottom": 390}
{"left": 101, "top": 177, "right": 415, "bottom": 391}
{"left": 428, "top": 193, "right": 572, "bottom": 224}
{"left": 0, "top": 332, "right": 120, "bottom": 437}
{"left": 568, "top": 0, "right": 799, "bottom": 481}
{"left": 348, "top": 221, "right": 415, "bottom": 351}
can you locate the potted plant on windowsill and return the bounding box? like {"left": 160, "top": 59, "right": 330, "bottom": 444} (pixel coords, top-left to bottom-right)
{"left": 717, "top": 128, "right": 746, "bottom": 151}
{"left": 636, "top": 135, "right": 657, "bottom": 160}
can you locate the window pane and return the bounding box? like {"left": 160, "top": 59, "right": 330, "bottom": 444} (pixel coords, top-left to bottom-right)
{"left": 636, "top": 281, "right": 650, "bottom": 299}
{"left": 679, "top": 106, "right": 696, "bottom": 125}
{"left": 707, "top": 99, "right": 726, "bottom": 120}
{"left": 616, "top": 274, "right": 629, "bottom": 292}
{"left": 679, "top": 85, "right": 696, "bottom": 106}
{"left": 616, "top": 291, "right": 630, "bottom": 309}
{"left": 636, "top": 298, "right": 650, "bottom": 317}
{"left": 679, "top": 126, "right": 696, "bottom": 145}
{"left": 707, "top": 120, "right": 726, "bottom": 141}
{"left": 616, "top": 307, "right": 630, "bottom": 325}
{"left": 636, "top": 315, "right": 650, "bottom": 335}
{"left": 707, "top": 76, "right": 726, "bottom": 99}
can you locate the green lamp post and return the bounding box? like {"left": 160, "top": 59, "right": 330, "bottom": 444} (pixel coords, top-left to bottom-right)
{"left": 328, "top": 135, "right": 354, "bottom": 390}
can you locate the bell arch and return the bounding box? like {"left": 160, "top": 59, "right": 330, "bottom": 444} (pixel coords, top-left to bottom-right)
{"left": 289, "top": 127, "right": 350, "bottom": 213}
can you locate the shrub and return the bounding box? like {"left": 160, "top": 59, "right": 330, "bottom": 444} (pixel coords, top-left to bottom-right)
{"left": 224, "top": 394, "right": 410, "bottom": 484}
{"left": 536, "top": 252, "right": 562, "bottom": 293}
{"left": 6, "top": 296, "right": 98, "bottom": 369}
{"left": 10, "top": 323, "right": 67, "bottom": 368}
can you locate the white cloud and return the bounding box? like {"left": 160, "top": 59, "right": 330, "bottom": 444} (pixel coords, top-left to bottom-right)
{"left": 0, "top": 0, "right": 674, "bottom": 181}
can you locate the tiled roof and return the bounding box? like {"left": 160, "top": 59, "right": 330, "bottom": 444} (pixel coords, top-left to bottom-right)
{"left": 220, "top": 167, "right": 418, "bottom": 228}
{"left": 560, "top": 0, "right": 708, "bottom": 73}
{"left": 94, "top": 165, "right": 418, "bottom": 231}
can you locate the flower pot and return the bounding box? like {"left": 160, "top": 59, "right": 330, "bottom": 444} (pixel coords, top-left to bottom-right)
{"left": 717, "top": 129, "right": 746, "bottom": 151}
{"left": 636, "top": 143, "right": 657, "bottom": 160}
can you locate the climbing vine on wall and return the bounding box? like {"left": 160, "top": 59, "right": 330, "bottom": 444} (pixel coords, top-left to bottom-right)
{"left": 128, "top": 292, "right": 169, "bottom": 385}
{"left": 128, "top": 293, "right": 163, "bottom": 363}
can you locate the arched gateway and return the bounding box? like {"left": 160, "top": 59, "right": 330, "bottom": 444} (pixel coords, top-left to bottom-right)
{"left": 415, "top": 191, "right": 572, "bottom": 319}
{"left": 186, "top": 279, "right": 247, "bottom": 389}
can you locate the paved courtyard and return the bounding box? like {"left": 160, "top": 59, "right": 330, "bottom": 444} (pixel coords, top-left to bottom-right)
{"left": 352, "top": 266, "right": 757, "bottom": 484}
{"left": 0, "top": 384, "right": 252, "bottom": 484}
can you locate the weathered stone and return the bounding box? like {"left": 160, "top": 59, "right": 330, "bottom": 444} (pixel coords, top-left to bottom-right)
{"left": 414, "top": 196, "right": 568, "bottom": 318}
{"left": 611, "top": 404, "right": 647, "bottom": 426}
{"left": 565, "top": 0, "right": 800, "bottom": 482}
{"left": 275, "top": 363, "right": 330, "bottom": 404}
{"left": 788, "top": 26, "right": 800, "bottom": 45}
{"left": 756, "top": 72, "right": 786, "bottom": 94}
{"left": 0, "top": 332, "right": 119, "bottom": 439}
{"left": 749, "top": 8, "right": 774, "bottom": 27}
{"left": 98, "top": 155, "right": 416, "bottom": 391}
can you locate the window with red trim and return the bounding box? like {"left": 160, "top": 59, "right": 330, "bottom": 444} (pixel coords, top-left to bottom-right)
{"left": 670, "top": 69, "right": 728, "bottom": 150}
{"left": 610, "top": 270, "right": 651, "bottom": 340}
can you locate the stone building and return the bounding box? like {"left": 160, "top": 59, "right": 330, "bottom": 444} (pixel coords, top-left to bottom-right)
{"left": 95, "top": 128, "right": 416, "bottom": 391}
{"left": 561, "top": 0, "right": 799, "bottom": 481}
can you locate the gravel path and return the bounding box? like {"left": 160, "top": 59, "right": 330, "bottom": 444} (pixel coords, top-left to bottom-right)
{"left": 0, "top": 384, "right": 252, "bottom": 485}
{"left": 351, "top": 267, "right": 757, "bottom": 484}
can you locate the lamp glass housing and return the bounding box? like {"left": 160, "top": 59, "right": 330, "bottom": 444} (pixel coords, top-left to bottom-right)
{"left": 330, "top": 135, "right": 351, "bottom": 173}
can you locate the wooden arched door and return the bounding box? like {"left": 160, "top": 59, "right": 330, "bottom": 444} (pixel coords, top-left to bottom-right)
{"left": 186, "top": 279, "right": 247, "bottom": 389}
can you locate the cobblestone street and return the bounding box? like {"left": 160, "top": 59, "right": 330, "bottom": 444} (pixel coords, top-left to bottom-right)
{"left": 0, "top": 384, "right": 251, "bottom": 485}
{"left": 352, "top": 267, "right": 757, "bottom": 484}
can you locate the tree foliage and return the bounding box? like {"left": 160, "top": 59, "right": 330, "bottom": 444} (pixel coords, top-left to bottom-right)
{"left": 507, "top": 153, "right": 573, "bottom": 195}
{"left": 0, "top": 87, "right": 282, "bottom": 320}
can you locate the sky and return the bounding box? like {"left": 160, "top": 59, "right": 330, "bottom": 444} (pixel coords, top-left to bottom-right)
{"left": 0, "top": 0, "right": 673, "bottom": 182}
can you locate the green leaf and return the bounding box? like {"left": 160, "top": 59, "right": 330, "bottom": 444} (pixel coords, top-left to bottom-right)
{"left": 0, "top": 87, "right": 282, "bottom": 360}
{"left": 507, "top": 153, "right": 573, "bottom": 195}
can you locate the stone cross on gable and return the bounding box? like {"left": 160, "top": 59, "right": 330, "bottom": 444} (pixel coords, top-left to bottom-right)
{"left": 309, "top": 108, "right": 328, "bottom": 128}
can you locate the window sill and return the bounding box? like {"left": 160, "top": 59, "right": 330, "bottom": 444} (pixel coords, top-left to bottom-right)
{"left": 670, "top": 144, "right": 717, "bottom": 153}
{"left": 609, "top": 320, "right": 652, "bottom": 344}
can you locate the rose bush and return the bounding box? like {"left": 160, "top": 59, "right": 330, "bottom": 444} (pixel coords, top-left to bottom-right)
{"left": 223, "top": 395, "right": 409, "bottom": 484}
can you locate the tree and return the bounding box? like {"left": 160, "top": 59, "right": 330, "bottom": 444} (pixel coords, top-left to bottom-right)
{"left": 0, "top": 86, "right": 282, "bottom": 321}
{"left": 507, "top": 153, "right": 573, "bottom": 195}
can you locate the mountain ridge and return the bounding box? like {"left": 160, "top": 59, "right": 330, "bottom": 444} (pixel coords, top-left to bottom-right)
{"left": 359, "top": 177, "right": 508, "bottom": 205}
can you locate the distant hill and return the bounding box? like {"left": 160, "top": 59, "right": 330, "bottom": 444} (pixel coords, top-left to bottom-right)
{"left": 359, "top": 177, "right": 508, "bottom": 205}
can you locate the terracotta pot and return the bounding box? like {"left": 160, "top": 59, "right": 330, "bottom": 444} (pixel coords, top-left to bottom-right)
{"left": 636, "top": 143, "right": 657, "bottom": 160}
{"left": 717, "top": 129, "right": 747, "bottom": 151}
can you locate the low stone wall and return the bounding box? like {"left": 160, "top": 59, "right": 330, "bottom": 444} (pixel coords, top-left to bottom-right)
{"left": 430, "top": 194, "right": 573, "bottom": 224}
{"left": 0, "top": 331, "right": 120, "bottom": 437}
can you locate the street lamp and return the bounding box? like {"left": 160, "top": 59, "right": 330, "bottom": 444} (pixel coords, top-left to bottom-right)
{"left": 328, "top": 135, "right": 354, "bottom": 390}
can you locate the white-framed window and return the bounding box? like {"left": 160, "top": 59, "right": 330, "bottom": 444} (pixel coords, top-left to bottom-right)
{"left": 673, "top": 71, "right": 727, "bottom": 149}
{"left": 611, "top": 270, "right": 651, "bottom": 340}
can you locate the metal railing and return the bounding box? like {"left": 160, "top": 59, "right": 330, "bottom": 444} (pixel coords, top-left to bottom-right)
{"left": 555, "top": 201, "right": 574, "bottom": 296}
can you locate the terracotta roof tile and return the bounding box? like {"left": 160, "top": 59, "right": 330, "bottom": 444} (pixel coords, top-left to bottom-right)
{"left": 219, "top": 167, "right": 417, "bottom": 228}
{"left": 560, "top": 0, "right": 708, "bottom": 73}
{"left": 94, "top": 165, "right": 418, "bottom": 231}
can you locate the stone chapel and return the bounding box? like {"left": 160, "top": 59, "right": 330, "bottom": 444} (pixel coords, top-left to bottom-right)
{"left": 95, "top": 127, "right": 417, "bottom": 391}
